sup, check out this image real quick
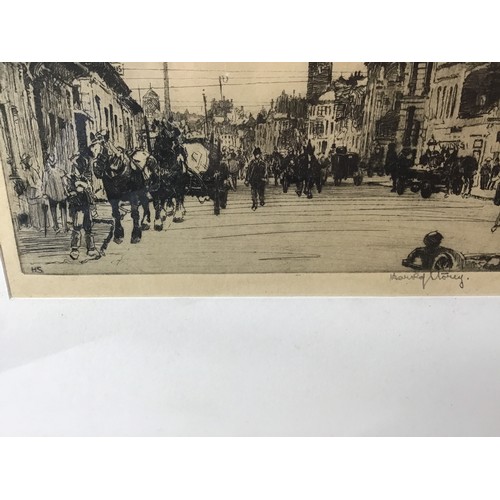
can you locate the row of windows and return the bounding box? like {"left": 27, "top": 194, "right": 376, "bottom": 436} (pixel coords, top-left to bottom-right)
{"left": 94, "top": 95, "right": 132, "bottom": 143}
{"left": 311, "top": 105, "right": 333, "bottom": 117}
{"left": 432, "top": 84, "right": 459, "bottom": 120}
{"left": 309, "top": 120, "right": 336, "bottom": 136}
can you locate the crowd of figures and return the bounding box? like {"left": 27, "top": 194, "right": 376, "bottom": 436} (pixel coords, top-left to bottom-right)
{"left": 10, "top": 122, "right": 500, "bottom": 263}
{"left": 227, "top": 141, "right": 364, "bottom": 211}
{"left": 366, "top": 139, "right": 500, "bottom": 201}
{"left": 11, "top": 117, "right": 232, "bottom": 261}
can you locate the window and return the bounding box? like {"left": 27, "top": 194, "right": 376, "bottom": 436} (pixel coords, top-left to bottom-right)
{"left": 440, "top": 87, "right": 447, "bottom": 119}
{"left": 423, "top": 63, "right": 433, "bottom": 95}
{"left": 459, "top": 65, "right": 500, "bottom": 118}
{"left": 450, "top": 84, "right": 458, "bottom": 117}
{"left": 477, "top": 94, "right": 487, "bottom": 107}
{"left": 95, "top": 96, "right": 102, "bottom": 129}
{"left": 109, "top": 105, "right": 114, "bottom": 139}
{"left": 435, "top": 87, "right": 442, "bottom": 119}
{"left": 409, "top": 62, "right": 419, "bottom": 95}
{"left": 446, "top": 87, "right": 453, "bottom": 118}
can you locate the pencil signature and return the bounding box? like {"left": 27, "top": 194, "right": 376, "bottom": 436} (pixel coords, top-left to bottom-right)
{"left": 390, "top": 271, "right": 466, "bottom": 290}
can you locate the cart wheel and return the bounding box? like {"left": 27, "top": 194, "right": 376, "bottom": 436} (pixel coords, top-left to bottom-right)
{"left": 396, "top": 178, "right": 406, "bottom": 195}
{"left": 432, "top": 252, "right": 455, "bottom": 271}
{"left": 421, "top": 182, "right": 433, "bottom": 198}
{"left": 410, "top": 184, "right": 420, "bottom": 193}
{"left": 353, "top": 175, "right": 362, "bottom": 186}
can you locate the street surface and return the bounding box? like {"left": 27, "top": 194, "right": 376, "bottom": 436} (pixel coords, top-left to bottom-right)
{"left": 15, "top": 178, "right": 500, "bottom": 275}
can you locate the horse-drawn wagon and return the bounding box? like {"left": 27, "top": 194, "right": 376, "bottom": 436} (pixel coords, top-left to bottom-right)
{"left": 331, "top": 148, "right": 363, "bottom": 186}
{"left": 394, "top": 154, "right": 471, "bottom": 199}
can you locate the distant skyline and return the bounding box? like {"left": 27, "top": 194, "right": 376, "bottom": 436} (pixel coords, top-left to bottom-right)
{"left": 121, "top": 62, "right": 366, "bottom": 115}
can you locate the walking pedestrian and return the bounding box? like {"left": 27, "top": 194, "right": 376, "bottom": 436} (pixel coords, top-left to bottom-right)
{"left": 488, "top": 157, "right": 500, "bottom": 190}
{"left": 19, "top": 153, "right": 45, "bottom": 231}
{"left": 245, "top": 147, "right": 267, "bottom": 211}
{"left": 42, "top": 152, "right": 69, "bottom": 233}
{"left": 385, "top": 143, "right": 399, "bottom": 192}
{"left": 480, "top": 158, "right": 492, "bottom": 190}
{"left": 67, "top": 150, "right": 99, "bottom": 260}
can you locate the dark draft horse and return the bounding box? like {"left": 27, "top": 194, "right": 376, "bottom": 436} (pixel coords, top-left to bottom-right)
{"left": 89, "top": 132, "right": 152, "bottom": 245}
{"left": 295, "top": 142, "right": 321, "bottom": 198}
{"left": 150, "top": 126, "right": 188, "bottom": 231}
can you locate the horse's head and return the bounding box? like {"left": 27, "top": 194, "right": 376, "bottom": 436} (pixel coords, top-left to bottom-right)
{"left": 130, "top": 149, "right": 157, "bottom": 181}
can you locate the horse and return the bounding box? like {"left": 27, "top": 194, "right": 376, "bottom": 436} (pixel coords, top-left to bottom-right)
{"left": 150, "top": 126, "right": 189, "bottom": 230}
{"left": 459, "top": 155, "right": 479, "bottom": 197}
{"left": 295, "top": 145, "right": 319, "bottom": 199}
{"left": 441, "top": 154, "right": 478, "bottom": 197}
{"left": 269, "top": 151, "right": 283, "bottom": 186}
{"left": 89, "top": 132, "right": 151, "bottom": 245}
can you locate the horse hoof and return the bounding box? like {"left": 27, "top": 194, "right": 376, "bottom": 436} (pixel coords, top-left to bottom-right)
{"left": 70, "top": 250, "right": 79, "bottom": 260}
{"left": 87, "top": 249, "right": 99, "bottom": 258}
{"left": 154, "top": 224, "right": 163, "bottom": 231}
{"left": 114, "top": 238, "right": 123, "bottom": 244}
{"left": 492, "top": 226, "right": 498, "bottom": 233}
{"left": 131, "top": 237, "right": 141, "bottom": 244}
{"left": 173, "top": 217, "right": 184, "bottom": 223}
{"left": 141, "top": 223, "right": 150, "bottom": 231}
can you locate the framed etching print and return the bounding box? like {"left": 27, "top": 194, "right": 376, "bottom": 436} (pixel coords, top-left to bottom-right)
{"left": 1, "top": 62, "right": 500, "bottom": 297}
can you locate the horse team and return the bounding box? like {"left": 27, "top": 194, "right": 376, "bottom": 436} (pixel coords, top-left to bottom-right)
{"left": 68, "top": 122, "right": 220, "bottom": 260}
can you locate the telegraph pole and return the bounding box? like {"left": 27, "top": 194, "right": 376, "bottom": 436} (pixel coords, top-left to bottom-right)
{"left": 163, "top": 62, "right": 171, "bottom": 119}
{"left": 203, "top": 89, "right": 209, "bottom": 139}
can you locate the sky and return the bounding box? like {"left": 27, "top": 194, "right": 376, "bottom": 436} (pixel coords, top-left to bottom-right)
{"left": 121, "top": 62, "right": 366, "bottom": 115}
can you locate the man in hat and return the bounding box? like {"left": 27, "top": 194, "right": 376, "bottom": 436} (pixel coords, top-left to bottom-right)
{"left": 402, "top": 231, "right": 464, "bottom": 271}
{"left": 245, "top": 147, "right": 268, "bottom": 210}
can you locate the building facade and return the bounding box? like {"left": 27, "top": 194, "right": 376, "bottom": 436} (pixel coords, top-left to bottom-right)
{"left": 307, "top": 83, "right": 366, "bottom": 155}
{"left": 73, "top": 63, "right": 142, "bottom": 153}
{"left": 421, "top": 63, "right": 500, "bottom": 162}
{"left": 0, "top": 62, "right": 143, "bottom": 223}
{"left": 360, "top": 63, "right": 407, "bottom": 162}
{"left": 308, "top": 90, "right": 336, "bottom": 154}
{"left": 307, "top": 63, "right": 333, "bottom": 102}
